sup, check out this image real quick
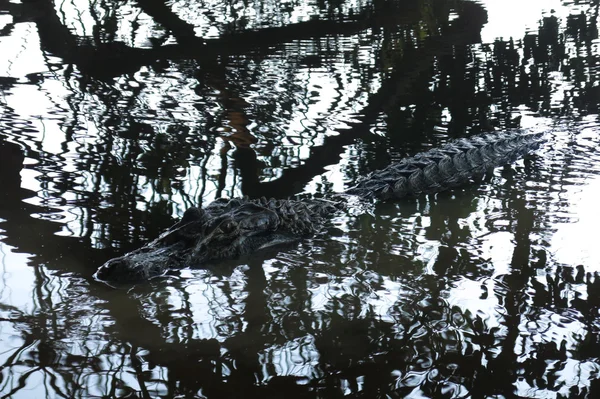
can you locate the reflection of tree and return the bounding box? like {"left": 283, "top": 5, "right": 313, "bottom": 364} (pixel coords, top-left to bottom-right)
{"left": 1, "top": 0, "right": 493, "bottom": 250}
{"left": 2, "top": 0, "right": 600, "bottom": 397}
{"left": 2, "top": 137, "right": 600, "bottom": 397}
{"left": 235, "top": 1, "right": 489, "bottom": 198}
{"left": 2, "top": 0, "right": 489, "bottom": 247}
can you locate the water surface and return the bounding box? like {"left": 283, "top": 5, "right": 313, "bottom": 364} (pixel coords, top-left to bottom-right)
{"left": 1, "top": 0, "right": 600, "bottom": 397}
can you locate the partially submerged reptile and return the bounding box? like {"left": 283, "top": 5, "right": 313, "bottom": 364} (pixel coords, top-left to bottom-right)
{"left": 94, "top": 131, "right": 544, "bottom": 283}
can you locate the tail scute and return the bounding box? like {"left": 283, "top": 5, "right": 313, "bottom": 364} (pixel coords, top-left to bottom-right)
{"left": 346, "top": 131, "right": 545, "bottom": 200}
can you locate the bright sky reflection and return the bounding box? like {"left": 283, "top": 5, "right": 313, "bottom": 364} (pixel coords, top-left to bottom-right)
{"left": 479, "top": 0, "right": 565, "bottom": 42}
{"left": 551, "top": 175, "right": 600, "bottom": 268}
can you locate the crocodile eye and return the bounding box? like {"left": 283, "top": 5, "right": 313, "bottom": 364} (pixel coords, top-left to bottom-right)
{"left": 218, "top": 220, "right": 237, "bottom": 234}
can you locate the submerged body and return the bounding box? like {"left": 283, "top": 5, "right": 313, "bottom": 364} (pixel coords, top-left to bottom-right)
{"left": 94, "top": 131, "right": 545, "bottom": 283}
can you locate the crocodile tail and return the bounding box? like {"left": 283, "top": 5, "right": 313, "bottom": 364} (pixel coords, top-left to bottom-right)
{"left": 345, "top": 131, "right": 545, "bottom": 200}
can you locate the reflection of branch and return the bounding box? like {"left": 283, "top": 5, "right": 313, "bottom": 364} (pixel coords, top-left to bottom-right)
{"left": 136, "top": 0, "right": 199, "bottom": 45}
{"left": 130, "top": 345, "right": 152, "bottom": 399}
{"left": 24, "top": 0, "right": 440, "bottom": 79}
{"left": 235, "top": 2, "right": 488, "bottom": 198}
{"left": 476, "top": 195, "right": 534, "bottom": 396}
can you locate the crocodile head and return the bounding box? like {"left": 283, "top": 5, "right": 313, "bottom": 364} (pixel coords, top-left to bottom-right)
{"left": 93, "top": 199, "right": 299, "bottom": 284}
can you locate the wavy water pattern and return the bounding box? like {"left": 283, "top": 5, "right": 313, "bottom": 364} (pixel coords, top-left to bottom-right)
{"left": 1, "top": 0, "right": 600, "bottom": 397}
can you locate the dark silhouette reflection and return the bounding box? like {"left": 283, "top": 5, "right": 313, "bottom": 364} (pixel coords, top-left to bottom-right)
{"left": 2, "top": 139, "right": 600, "bottom": 397}
{"left": 2, "top": 0, "right": 600, "bottom": 397}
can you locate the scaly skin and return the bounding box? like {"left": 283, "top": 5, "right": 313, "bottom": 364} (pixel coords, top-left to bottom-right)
{"left": 94, "top": 131, "right": 545, "bottom": 284}
{"left": 346, "top": 131, "right": 544, "bottom": 199}
{"left": 94, "top": 197, "right": 340, "bottom": 282}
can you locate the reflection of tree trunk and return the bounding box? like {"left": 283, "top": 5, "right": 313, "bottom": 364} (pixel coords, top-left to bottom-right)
{"left": 475, "top": 196, "right": 534, "bottom": 396}
{"left": 0, "top": 139, "right": 24, "bottom": 200}
{"left": 203, "top": 63, "right": 258, "bottom": 148}
{"left": 223, "top": 258, "right": 269, "bottom": 387}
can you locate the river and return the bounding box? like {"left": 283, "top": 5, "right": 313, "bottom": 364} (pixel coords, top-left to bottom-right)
{"left": 0, "top": 0, "right": 599, "bottom": 397}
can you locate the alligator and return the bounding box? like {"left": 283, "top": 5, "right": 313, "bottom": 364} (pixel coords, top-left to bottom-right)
{"left": 94, "top": 130, "right": 545, "bottom": 284}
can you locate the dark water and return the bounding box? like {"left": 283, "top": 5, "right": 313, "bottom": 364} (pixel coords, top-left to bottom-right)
{"left": 1, "top": 0, "right": 600, "bottom": 397}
